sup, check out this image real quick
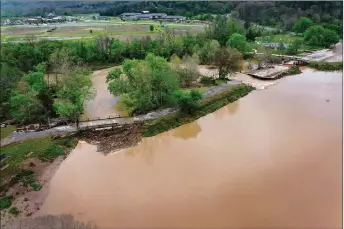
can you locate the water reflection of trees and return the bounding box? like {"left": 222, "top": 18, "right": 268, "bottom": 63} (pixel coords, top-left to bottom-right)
{"left": 125, "top": 133, "right": 171, "bottom": 164}
{"left": 172, "top": 121, "right": 202, "bottom": 140}
{"left": 213, "top": 101, "right": 240, "bottom": 120}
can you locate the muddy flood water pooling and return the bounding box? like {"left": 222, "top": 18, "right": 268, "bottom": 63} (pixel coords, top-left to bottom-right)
{"left": 31, "top": 69, "right": 342, "bottom": 229}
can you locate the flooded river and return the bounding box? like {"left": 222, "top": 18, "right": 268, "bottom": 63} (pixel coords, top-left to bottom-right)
{"left": 84, "top": 67, "right": 121, "bottom": 119}
{"left": 36, "top": 69, "right": 342, "bottom": 229}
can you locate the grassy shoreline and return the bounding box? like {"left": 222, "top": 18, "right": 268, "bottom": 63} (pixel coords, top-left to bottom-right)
{"left": 308, "top": 61, "right": 343, "bottom": 71}
{"left": 141, "top": 84, "right": 255, "bottom": 137}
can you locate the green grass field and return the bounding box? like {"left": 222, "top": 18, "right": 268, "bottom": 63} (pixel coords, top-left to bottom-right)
{"left": 256, "top": 34, "right": 303, "bottom": 43}
{"left": 0, "top": 137, "right": 77, "bottom": 184}
{"left": 1, "top": 20, "right": 205, "bottom": 42}
{"left": 1, "top": 126, "right": 15, "bottom": 140}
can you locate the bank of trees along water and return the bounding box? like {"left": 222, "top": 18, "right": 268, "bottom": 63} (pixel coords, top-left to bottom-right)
{"left": 0, "top": 13, "right": 342, "bottom": 125}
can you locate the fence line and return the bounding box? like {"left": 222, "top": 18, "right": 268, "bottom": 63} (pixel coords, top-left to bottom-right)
{"left": 78, "top": 115, "right": 130, "bottom": 123}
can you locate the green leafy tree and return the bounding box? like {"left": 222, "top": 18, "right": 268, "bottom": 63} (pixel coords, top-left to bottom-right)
{"left": 54, "top": 68, "right": 95, "bottom": 125}
{"left": 10, "top": 81, "right": 46, "bottom": 124}
{"left": 285, "top": 40, "right": 303, "bottom": 55}
{"left": 171, "top": 89, "right": 202, "bottom": 114}
{"left": 227, "top": 33, "right": 251, "bottom": 53}
{"left": 106, "top": 68, "right": 122, "bottom": 83}
{"left": 205, "top": 16, "right": 245, "bottom": 46}
{"left": 292, "top": 17, "right": 313, "bottom": 34}
{"left": 150, "top": 25, "right": 154, "bottom": 32}
{"left": 0, "top": 53, "right": 22, "bottom": 120}
{"left": 107, "top": 54, "right": 180, "bottom": 115}
{"left": 245, "top": 26, "right": 262, "bottom": 41}
{"left": 109, "top": 39, "right": 125, "bottom": 63}
{"left": 304, "top": 25, "right": 340, "bottom": 48}
{"left": 198, "top": 40, "right": 220, "bottom": 64}
{"left": 214, "top": 47, "right": 243, "bottom": 79}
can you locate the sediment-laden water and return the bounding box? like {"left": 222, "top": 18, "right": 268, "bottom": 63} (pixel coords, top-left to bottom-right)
{"left": 35, "top": 69, "right": 342, "bottom": 229}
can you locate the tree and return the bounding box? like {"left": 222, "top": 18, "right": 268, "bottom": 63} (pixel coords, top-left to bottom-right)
{"left": 107, "top": 54, "right": 180, "bottom": 115}
{"left": 49, "top": 47, "right": 74, "bottom": 84}
{"left": 171, "top": 89, "right": 202, "bottom": 114}
{"left": 245, "top": 26, "right": 262, "bottom": 41}
{"left": 150, "top": 25, "right": 154, "bottom": 32}
{"left": 304, "top": 25, "right": 340, "bottom": 48}
{"left": 0, "top": 62, "right": 22, "bottom": 120}
{"left": 285, "top": 40, "right": 302, "bottom": 55}
{"left": 177, "top": 54, "right": 199, "bottom": 88}
{"left": 292, "top": 17, "right": 313, "bottom": 34}
{"left": 10, "top": 81, "right": 46, "bottom": 124}
{"left": 227, "top": 33, "right": 250, "bottom": 53}
{"left": 230, "top": 10, "right": 239, "bottom": 19}
{"left": 205, "top": 16, "right": 245, "bottom": 46}
{"left": 54, "top": 68, "right": 95, "bottom": 125}
{"left": 214, "top": 47, "right": 243, "bottom": 79}
{"left": 198, "top": 40, "right": 220, "bottom": 64}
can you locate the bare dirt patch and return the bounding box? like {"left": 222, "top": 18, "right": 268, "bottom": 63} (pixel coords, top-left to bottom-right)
{"left": 0, "top": 157, "right": 65, "bottom": 229}
{"left": 76, "top": 123, "right": 143, "bottom": 155}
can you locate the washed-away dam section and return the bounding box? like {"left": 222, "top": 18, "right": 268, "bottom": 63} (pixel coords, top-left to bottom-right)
{"left": 29, "top": 69, "right": 342, "bottom": 229}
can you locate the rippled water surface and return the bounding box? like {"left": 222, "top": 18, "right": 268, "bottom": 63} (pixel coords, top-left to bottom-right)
{"left": 37, "top": 69, "right": 342, "bottom": 229}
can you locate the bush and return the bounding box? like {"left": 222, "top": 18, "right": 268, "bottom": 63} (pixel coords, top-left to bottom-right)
{"left": 9, "top": 206, "right": 20, "bottom": 216}
{"left": 308, "top": 61, "right": 343, "bottom": 71}
{"left": 142, "top": 84, "right": 255, "bottom": 137}
{"left": 0, "top": 195, "right": 13, "bottom": 209}
{"left": 172, "top": 90, "right": 203, "bottom": 114}
{"left": 38, "top": 144, "right": 64, "bottom": 162}
{"left": 30, "top": 183, "right": 42, "bottom": 191}
{"left": 200, "top": 76, "right": 216, "bottom": 86}
{"left": 286, "top": 66, "right": 302, "bottom": 75}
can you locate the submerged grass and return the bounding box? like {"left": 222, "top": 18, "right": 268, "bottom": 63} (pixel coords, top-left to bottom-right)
{"left": 0, "top": 195, "right": 14, "bottom": 210}
{"left": 0, "top": 137, "right": 77, "bottom": 193}
{"left": 1, "top": 125, "right": 16, "bottom": 140}
{"left": 142, "top": 84, "right": 255, "bottom": 137}
{"left": 308, "top": 61, "right": 343, "bottom": 71}
{"left": 9, "top": 206, "right": 20, "bottom": 216}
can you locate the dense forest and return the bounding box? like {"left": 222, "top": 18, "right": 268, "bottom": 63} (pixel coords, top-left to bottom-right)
{"left": 100, "top": 1, "right": 233, "bottom": 17}
{"left": 1, "top": 1, "right": 120, "bottom": 17}
{"left": 100, "top": 1, "right": 342, "bottom": 29}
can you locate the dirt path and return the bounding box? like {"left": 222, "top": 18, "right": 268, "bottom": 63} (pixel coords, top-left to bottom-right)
{"left": 84, "top": 66, "right": 121, "bottom": 119}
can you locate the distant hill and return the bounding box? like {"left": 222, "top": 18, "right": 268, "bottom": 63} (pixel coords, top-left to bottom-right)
{"left": 0, "top": 1, "right": 121, "bottom": 17}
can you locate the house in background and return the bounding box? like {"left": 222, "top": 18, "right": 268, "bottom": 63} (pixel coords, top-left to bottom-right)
{"left": 120, "top": 11, "right": 185, "bottom": 22}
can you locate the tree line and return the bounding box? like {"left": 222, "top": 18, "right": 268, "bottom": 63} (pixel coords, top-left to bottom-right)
{"left": 0, "top": 14, "right": 341, "bottom": 124}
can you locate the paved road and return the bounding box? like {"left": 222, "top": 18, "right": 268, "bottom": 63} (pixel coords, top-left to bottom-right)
{"left": 1, "top": 81, "right": 241, "bottom": 147}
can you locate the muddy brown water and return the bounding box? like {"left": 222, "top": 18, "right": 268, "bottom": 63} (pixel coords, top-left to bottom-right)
{"left": 84, "top": 67, "right": 121, "bottom": 119}
{"left": 36, "top": 69, "right": 342, "bottom": 229}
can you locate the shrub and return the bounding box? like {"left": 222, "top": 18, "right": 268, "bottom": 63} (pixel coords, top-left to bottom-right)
{"left": 30, "top": 183, "right": 42, "bottom": 191}
{"left": 308, "top": 61, "right": 343, "bottom": 71}
{"left": 142, "top": 84, "right": 255, "bottom": 137}
{"left": 9, "top": 206, "right": 20, "bottom": 216}
{"left": 39, "top": 144, "right": 64, "bottom": 162}
{"left": 172, "top": 90, "right": 203, "bottom": 114}
{"left": 286, "top": 66, "right": 302, "bottom": 75}
{"left": 200, "top": 76, "right": 216, "bottom": 86}
{"left": 0, "top": 195, "right": 13, "bottom": 209}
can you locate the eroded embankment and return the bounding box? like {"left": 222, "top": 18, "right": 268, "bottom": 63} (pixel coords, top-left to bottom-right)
{"left": 76, "top": 123, "right": 143, "bottom": 154}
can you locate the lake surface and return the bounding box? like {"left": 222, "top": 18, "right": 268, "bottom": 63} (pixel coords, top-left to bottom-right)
{"left": 36, "top": 69, "right": 342, "bottom": 229}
